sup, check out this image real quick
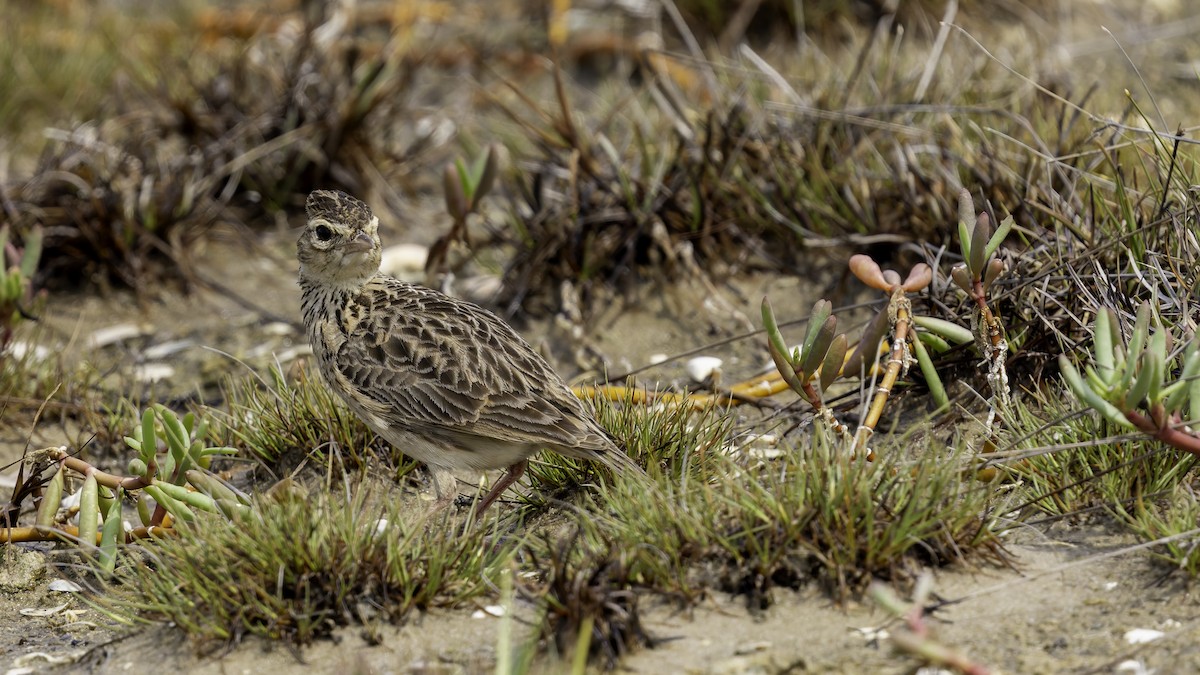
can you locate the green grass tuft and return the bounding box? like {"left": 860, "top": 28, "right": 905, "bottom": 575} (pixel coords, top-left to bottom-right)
{"left": 212, "top": 364, "right": 416, "bottom": 481}
{"left": 106, "top": 484, "right": 514, "bottom": 646}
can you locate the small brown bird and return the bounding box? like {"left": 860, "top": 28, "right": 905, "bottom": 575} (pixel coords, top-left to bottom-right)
{"left": 298, "top": 189, "right": 638, "bottom": 514}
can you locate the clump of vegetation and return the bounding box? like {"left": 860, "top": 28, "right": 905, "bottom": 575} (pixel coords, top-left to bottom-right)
{"left": 426, "top": 145, "right": 501, "bottom": 280}
{"left": 0, "top": 223, "right": 42, "bottom": 352}
{"left": 518, "top": 408, "right": 1005, "bottom": 661}
{"left": 481, "top": 19, "right": 1102, "bottom": 320}
{"left": 1, "top": 1, "right": 427, "bottom": 293}
{"left": 108, "top": 486, "right": 513, "bottom": 645}
{"left": 1000, "top": 392, "right": 1192, "bottom": 518}
{"left": 0, "top": 1, "right": 125, "bottom": 152}
{"left": 525, "top": 529, "right": 655, "bottom": 669}
{"left": 8, "top": 122, "right": 214, "bottom": 291}
{"left": 1059, "top": 302, "right": 1200, "bottom": 458}
{"left": 2, "top": 406, "right": 239, "bottom": 572}
{"left": 213, "top": 364, "right": 412, "bottom": 478}
{"left": 673, "top": 0, "right": 981, "bottom": 45}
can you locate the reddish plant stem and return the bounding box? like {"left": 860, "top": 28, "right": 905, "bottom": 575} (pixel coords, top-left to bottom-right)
{"left": 1123, "top": 406, "right": 1200, "bottom": 456}
{"left": 48, "top": 450, "right": 153, "bottom": 491}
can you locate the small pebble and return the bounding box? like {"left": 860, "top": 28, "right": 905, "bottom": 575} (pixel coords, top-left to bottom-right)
{"left": 745, "top": 447, "right": 785, "bottom": 460}
{"left": 648, "top": 353, "right": 669, "bottom": 365}
{"left": 741, "top": 434, "right": 783, "bottom": 459}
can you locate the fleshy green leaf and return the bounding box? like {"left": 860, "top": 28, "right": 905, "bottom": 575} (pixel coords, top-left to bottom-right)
{"left": 1060, "top": 356, "right": 1134, "bottom": 428}
{"left": 35, "top": 466, "right": 63, "bottom": 528}
{"left": 912, "top": 315, "right": 973, "bottom": 345}
{"left": 98, "top": 490, "right": 124, "bottom": 573}
{"left": 910, "top": 328, "right": 948, "bottom": 410}
{"left": 984, "top": 214, "right": 1014, "bottom": 259}
{"left": 968, "top": 212, "right": 991, "bottom": 276}
{"left": 819, "top": 334, "right": 847, "bottom": 392}
{"left": 801, "top": 314, "right": 837, "bottom": 378}
{"left": 957, "top": 189, "right": 974, "bottom": 258}
{"left": 78, "top": 474, "right": 99, "bottom": 546}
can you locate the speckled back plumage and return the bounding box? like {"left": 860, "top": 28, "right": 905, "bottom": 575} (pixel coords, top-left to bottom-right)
{"left": 297, "top": 189, "right": 634, "bottom": 483}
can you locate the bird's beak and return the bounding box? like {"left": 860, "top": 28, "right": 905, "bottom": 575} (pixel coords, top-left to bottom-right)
{"left": 343, "top": 231, "right": 376, "bottom": 254}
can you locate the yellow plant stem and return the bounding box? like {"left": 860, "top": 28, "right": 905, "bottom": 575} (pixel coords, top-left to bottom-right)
{"left": 575, "top": 384, "right": 715, "bottom": 409}
{"left": 576, "top": 376, "right": 795, "bottom": 410}
{"left": 576, "top": 348, "right": 887, "bottom": 411}
{"left": 0, "top": 523, "right": 173, "bottom": 545}
{"left": 853, "top": 289, "right": 914, "bottom": 459}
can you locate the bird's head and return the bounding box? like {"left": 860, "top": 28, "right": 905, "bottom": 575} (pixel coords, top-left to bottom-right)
{"left": 298, "top": 189, "right": 383, "bottom": 288}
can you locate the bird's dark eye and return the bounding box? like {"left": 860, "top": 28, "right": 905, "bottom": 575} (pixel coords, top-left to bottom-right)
{"left": 314, "top": 225, "right": 333, "bottom": 242}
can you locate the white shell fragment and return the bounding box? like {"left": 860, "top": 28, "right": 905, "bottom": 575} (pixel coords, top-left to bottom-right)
{"left": 648, "top": 353, "right": 669, "bottom": 365}
{"left": 741, "top": 434, "right": 784, "bottom": 460}
{"left": 272, "top": 345, "right": 313, "bottom": 364}
{"left": 48, "top": 579, "right": 83, "bottom": 593}
{"left": 60, "top": 486, "right": 81, "bottom": 511}
{"left": 142, "top": 338, "right": 196, "bottom": 360}
{"left": 685, "top": 356, "right": 723, "bottom": 383}
{"left": 133, "top": 363, "right": 176, "bottom": 383}
{"left": 12, "top": 650, "right": 84, "bottom": 668}
{"left": 1123, "top": 628, "right": 1165, "bottom": 644}
{"left": 379, "top": 244, "right": 430, "bottom": 277}
{"left": 373, "top": 519, "right": 390, "bottom": 537}
{"left": 262, "top": 322, "right": 295, "bottom": 337}
{"left": 86, "top": 323, "right": 145, "bottom": 349}
{"left": 20, "top": 602, "right": 69, "bottom": 617}
{"left": 762, "top": 345, "right": 800, "bottom": 373}
{"left": 7, "top": 341, "right": 50, "bottom": 361}
{"left": 851, "top": 625, "right": 890, "bottom": 643}
{"left": 471, "top": 605, "right": 506, "bottom": 619}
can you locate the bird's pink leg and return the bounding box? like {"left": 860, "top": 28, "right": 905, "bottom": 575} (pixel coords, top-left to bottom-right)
{"left": 474, "top": 459, "right": 528, "bottom": 515}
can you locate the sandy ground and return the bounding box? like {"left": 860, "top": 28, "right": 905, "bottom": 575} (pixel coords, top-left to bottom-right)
{"left": 3, "top": 523, "right": 1199, "bottom": 674}
{"left": 6, "top": 2, "right": 1200, "bottom": 669}
{"left": 0, "top": 230, "right": 1197, "bottom": 674}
